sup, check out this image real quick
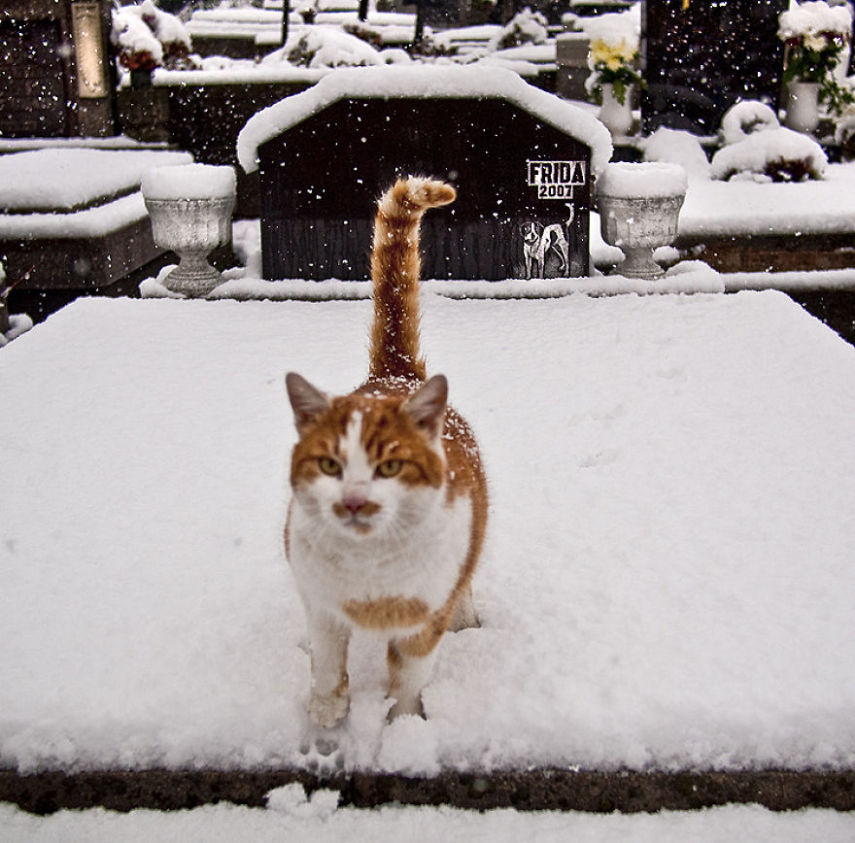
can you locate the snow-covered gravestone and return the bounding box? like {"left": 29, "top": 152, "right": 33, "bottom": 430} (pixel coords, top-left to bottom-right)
{"left": 237, "top": 67, "right": 612, "bottom": 281}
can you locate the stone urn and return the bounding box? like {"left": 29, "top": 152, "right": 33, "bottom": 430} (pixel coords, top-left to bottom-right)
{"left": 784, "top": 81, "right": 821, "bottom": 134}
{"left": 597, "top": 162, "right": 687, "bottom": 280}
{"left": 142, "top": 164, "right": 236, "bottom": 297}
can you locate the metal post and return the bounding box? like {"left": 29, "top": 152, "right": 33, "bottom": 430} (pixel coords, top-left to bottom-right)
{"left": 413, "top": 0, "right": 424, "bottom": 45}
{"left": 281, "top": 0, "right": 290, "bottom": 46}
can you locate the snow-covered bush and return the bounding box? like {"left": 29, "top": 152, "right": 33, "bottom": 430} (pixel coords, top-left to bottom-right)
{"left": 641, "top": 127, "right": 711, "bottom": 177}
{"left": 719, "top": 100, "right": 781, "bottom": 145}
{"left": 112, "top": 6, "right": 163, "bottom": 72}
{"left": 112, "top": 0, "right": 196, "bottom": 72}
{"left": 295, "top": 0, "right": 320, "bottom": 24}
{"left": 712, "top": 100, "right": 827, "bottom": 182}
{"left": 265, "top": 26, "right": 384, "bottom": 68}
{"left": 487, "top": 7, "right": 548, "bottom": 51}
{"left": 778, "top": 0, "right": 854, "bottom": 115}
{"left": 578, "top": 3, "right": 642, "bottom": 106}
{"left": 711, "top": 113, "right": 828, "bottom": 183}
{"left": 342, "top": 20, "right": 384, "bottom": 48}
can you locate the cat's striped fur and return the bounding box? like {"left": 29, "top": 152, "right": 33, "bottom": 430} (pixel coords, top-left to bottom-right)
{"left": 285, "top": 177, "right": 488, "bottom": 725}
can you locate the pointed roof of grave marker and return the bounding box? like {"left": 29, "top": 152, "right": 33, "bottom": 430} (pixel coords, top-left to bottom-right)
{"left": 236, "top": 65, "right": 613, "bottom": 176}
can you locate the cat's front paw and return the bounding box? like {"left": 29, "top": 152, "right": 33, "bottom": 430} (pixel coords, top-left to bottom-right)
{"left": 308, "top": 689, "right": 349, "bottom": 728}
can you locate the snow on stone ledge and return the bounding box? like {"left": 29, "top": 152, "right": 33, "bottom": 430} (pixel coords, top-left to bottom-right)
{"left": 236, "top": 65, "right": 613, "bottom": 175}
{"left": 141, "top": 164, "right": 236, "bottom": 201}
{"left": 0, "top": 149, "right": 193, "bottom": 212}
{"left": 598, "top": 161, "right": 688, "bottom": 199}
{"left": 0, "top": 193, "right": 150, "bottom": 240}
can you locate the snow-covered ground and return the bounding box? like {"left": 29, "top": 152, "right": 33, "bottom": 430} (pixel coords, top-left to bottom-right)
{"left": 1, "top": 290, "right": 854, "bottom": 778}
{"left": 2, "top": 797, "right": 855, "bottom": 842}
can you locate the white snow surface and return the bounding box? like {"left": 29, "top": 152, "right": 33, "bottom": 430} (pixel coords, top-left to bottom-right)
{"left": 0, "top": 149, "right": 193, "bottom": 212}
{"left": 640, "top": 128, "right": 711, "bottom": 177}
{"left": 156, "top": 63, "right": 329, "bottom": 86}
{"left": 1, "top": 292, "right": 855, "bottom": 775}
{"left": 2, "top": 800, "right": 855, "bottom": 842}
{"left": 141, "top": 163, "right": 236, "bottom": 201}
{"left": 236, "top": 66, "right": 612, "bottom": 174}
{"left": 598, "top": 161, "right": 688, "bottom": 198}
{"left": 577, "top": 2, "right": 640, "bottom": 48}
{"left": 0, "top": 194, "right": 149, "bottom": 240}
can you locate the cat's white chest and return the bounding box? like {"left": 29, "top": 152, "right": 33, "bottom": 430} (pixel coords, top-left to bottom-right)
{"left": 287, "top": 490, "right": 472, "bottom": 624}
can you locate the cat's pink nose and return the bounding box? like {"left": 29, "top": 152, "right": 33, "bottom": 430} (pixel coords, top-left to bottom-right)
{"left": 343, "top": 493, "right": 368, "bottom": 514}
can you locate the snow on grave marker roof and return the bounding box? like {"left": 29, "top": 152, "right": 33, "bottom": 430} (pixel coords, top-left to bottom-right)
{"left": 236, "top": 65, "right": 613, "bottom": 175}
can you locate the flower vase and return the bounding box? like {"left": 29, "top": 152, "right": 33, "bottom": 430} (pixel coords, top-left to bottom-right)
{"left": 597, "top": 162, "right": 687, "bottom": 281}
{"left": 599, "top": 83, "right": 634, "bottom": 137}
{"left": 784, "top": 81, "right": 820, "bottom": 134}
{"left": 142, "top": 164, "right": 237, "bottom": 298}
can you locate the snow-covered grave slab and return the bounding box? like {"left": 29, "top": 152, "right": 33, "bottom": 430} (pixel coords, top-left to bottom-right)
{"left": 0, "top": 148, "right": 192, "bottom": 292}
{"left": 0, "top": 149, "right": 193, "bottom": 219}
{"left": 1, "top": 291, "right": 854, "bottom": 774}
{"left": 678, "top": 164, "right": 855, "bottom": 241}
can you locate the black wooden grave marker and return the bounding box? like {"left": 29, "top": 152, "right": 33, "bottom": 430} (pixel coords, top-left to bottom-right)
{"left": 642, "top": 0, "right": 788, "bottom": 135}
{"left": 254, "top": 82, "right": 600, "bottom": 281}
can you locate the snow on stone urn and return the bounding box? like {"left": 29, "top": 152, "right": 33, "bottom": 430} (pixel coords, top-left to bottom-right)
{"left": 597, "top": 162, "right": 687, "bottom": 280}
{"left": 142, "top": 164, "right": 236, "bottom": 297}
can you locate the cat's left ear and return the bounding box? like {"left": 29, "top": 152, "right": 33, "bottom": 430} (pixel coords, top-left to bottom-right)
{"left": 403, "top": 374, "right": 447, "bottom": 438}
{"left": 286, "top": 372, "right": 330, "bottom": 430}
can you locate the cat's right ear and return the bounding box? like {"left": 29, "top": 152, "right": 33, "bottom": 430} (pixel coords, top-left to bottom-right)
{"left": 286, "top": 372, "right": 329, "bottom": 430}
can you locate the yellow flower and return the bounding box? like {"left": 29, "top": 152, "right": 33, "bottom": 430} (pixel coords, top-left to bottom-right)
{"left": 590, "top": 38, "right": 637, "bottom": 70}
{"left": 803, "top": 32, "right": 826, "bottom": 52}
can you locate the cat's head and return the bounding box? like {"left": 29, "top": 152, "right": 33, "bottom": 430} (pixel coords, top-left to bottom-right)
{"left": 285, "top": 373, "right": 448, "bottom": 539}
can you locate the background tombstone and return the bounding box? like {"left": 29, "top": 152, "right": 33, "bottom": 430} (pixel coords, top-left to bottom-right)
{"left": 0, "top": 0, "right": 116, "bottom": 138}
{"left": 642, "top": 0, "right": 788, "bottom": 135}
{"left": 241, "top": 69, "right": 610, "bottom": 282}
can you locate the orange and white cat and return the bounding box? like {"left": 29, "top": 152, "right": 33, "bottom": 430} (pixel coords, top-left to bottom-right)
{"left": 284, "top": 177, "right": 488, "bottom": 726}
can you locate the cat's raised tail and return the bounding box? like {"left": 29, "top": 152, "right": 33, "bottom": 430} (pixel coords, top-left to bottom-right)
{"left": 369, "top": 177, "right": 456, "bottom": 384}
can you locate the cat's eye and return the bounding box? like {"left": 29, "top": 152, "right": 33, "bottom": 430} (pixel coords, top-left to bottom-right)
{"left": 376, "top": 459, "right": 402, "bottom": 478}
{"left": 318, "top": 457, "right": 342, "bottom": 477}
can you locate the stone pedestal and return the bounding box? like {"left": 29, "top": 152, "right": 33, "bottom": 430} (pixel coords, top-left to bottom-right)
{"left": 555, "top": 33, "right": 590, "bottom": 101}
